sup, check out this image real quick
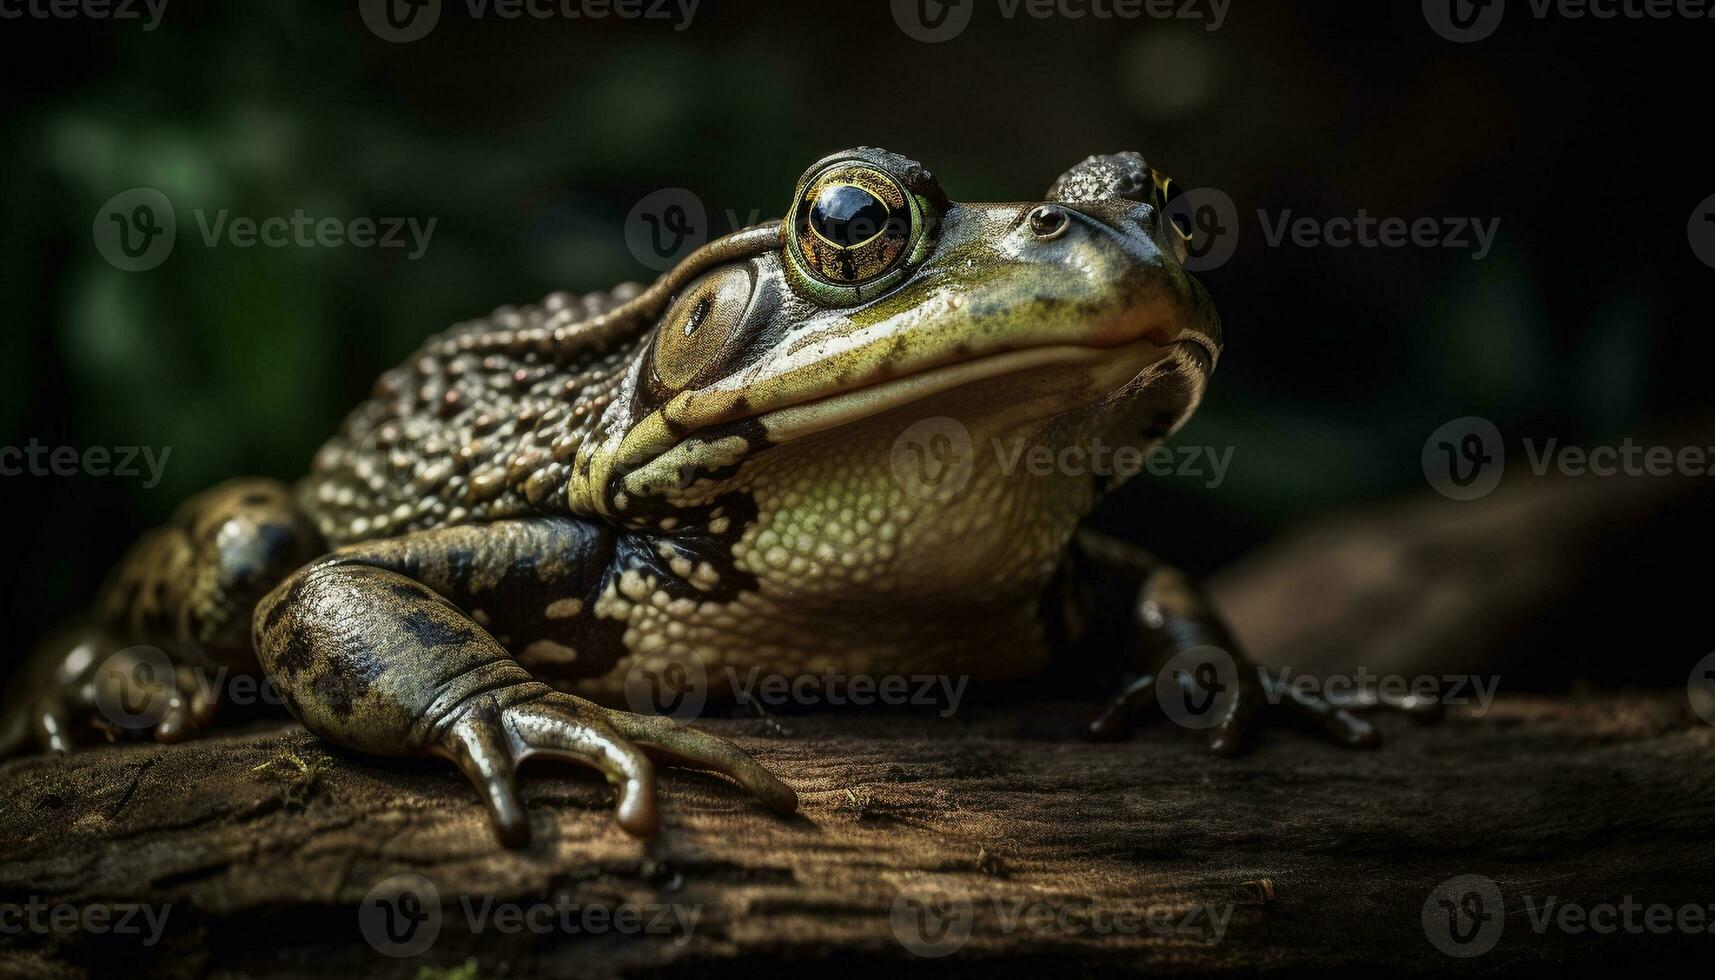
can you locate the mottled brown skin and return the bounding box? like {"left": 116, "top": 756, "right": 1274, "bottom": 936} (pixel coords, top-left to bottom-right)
{"left": 3, "top": 148, "right": 1379, "bottom": 847}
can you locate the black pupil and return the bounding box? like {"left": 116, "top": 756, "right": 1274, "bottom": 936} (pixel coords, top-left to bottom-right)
{"left": 810, "top": 185, "right": 891, "bottom": 247}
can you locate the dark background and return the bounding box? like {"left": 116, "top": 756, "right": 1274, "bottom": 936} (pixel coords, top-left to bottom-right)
{"left": 2, "top": 0, "right": 1711, "bottom": 684}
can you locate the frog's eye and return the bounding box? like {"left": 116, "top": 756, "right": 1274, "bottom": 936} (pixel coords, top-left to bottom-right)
{"left": 652, "top": 265, "right": 753, "bottom": 391}
{"left": 790, "top": 164, "right": 914, "bottom": 287}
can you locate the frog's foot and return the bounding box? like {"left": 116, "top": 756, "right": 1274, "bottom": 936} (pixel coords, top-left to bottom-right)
{"left": 440, "top": 690, "right": 798, "bottom": 846}
{"left": 0, "top": 627, "right": 219, "bottom": 757}
{"left": 1087, "top": 663, "right": 1381, "bottom": 753}
{"left": 256, "top": 553, "right": 797, "bottom": 847}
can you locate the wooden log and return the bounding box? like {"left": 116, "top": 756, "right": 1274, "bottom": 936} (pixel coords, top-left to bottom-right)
{"left": 2, "top": 692, "right": 1711, "bottom": 977}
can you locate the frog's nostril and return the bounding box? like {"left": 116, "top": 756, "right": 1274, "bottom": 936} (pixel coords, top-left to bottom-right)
{"left": 1028, "top": 205, "right": 1070, "bottom": 240}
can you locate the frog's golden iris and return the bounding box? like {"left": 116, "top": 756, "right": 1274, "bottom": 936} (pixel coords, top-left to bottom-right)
{"left": 791, "top": 162, "right": 912, "bottom": 286}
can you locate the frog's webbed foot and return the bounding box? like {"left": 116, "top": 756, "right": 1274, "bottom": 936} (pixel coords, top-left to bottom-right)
{"left": 1087, "top": 659, "right": 1382, "bottom": 754}
{"left": 441, "top": 691, "right": 797, "bottom": 846}
{"left": 1065, "top": 529, "right": 1416, "bottom": 756}
{"left": 0, "top": 627, "right": 219, "bottom": 758}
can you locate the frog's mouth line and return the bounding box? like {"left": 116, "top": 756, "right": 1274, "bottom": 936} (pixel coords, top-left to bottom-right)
{"left": 753, "top": 336, "right": 1209, "bottom": 444}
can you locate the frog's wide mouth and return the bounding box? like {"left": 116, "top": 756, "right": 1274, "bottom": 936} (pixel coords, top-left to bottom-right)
{"left": 750, "top": 336, "right": 1207, "bottom": 444}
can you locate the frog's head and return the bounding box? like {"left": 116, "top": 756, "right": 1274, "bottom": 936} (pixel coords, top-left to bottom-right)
{"left": 579, "top": 147, "right": 1221, "bottom": 525}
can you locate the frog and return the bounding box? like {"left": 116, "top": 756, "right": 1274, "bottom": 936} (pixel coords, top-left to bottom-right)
{"left": 1, "top": 147, "right": 1382, "bottom": 847}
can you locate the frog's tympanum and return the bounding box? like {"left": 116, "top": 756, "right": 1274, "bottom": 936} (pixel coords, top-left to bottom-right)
{"left": 2, "top": 150, "right": 1378, "bottom": 846}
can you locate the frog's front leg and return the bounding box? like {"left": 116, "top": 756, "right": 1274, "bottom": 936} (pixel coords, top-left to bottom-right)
{"left": 253, "top": 518, "right": 796, "bottom": 846}
{"left": 1063, "top": 529, "right": 1380, "bottom": 753}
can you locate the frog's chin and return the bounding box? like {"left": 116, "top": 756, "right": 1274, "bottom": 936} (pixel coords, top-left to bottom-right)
{"left": 751, "top": 336, "right": 1206, "bottom": 446}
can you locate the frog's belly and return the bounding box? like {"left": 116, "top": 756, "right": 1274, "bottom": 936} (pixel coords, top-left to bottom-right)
{"left": 550, "top": 585, "right": 1053, "bottom": 707}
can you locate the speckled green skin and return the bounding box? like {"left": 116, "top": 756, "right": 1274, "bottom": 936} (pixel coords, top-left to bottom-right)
{"left": 3, "top": 149, "right": 1382, "bottom": 847}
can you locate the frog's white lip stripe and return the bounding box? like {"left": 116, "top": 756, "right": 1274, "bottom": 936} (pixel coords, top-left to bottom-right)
{"left": 755, "top": 340, "right": 1174, "bottom": 443}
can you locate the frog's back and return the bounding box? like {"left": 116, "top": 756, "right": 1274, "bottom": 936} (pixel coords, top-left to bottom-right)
{"left": 297, "top": 284, "right": 646, "bottom": 547}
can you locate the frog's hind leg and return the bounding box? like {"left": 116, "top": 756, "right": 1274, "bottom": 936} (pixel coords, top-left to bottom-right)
{"left": 1, "top": 479, "right": 324, "bottom": 755}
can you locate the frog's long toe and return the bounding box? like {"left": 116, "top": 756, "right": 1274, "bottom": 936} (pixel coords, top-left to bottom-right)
{"left": 1272, "top": 682, "right": 1380, "bottom": 749}
{"left": 605, "top": 710, "right": 799, "bottom": 814}
{"left": 440, "top": 692, "right": 659, "bottom": 845}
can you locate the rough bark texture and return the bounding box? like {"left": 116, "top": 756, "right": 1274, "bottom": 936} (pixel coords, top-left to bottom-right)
{"left": 2, "top": 693, "right": 1712, "bottom": 978}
